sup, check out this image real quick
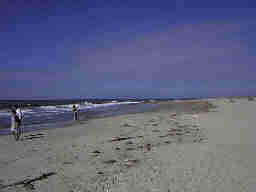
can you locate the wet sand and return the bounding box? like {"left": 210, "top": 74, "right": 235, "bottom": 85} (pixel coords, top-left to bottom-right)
{"left": 1, "top": 98, "right": 256, "bottom": 192}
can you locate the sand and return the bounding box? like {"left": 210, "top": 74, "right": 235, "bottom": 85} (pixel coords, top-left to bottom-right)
{"left": 1, "top": 98, "right": 256, "bottom": 192}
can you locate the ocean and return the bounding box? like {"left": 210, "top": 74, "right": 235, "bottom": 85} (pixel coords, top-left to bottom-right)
{"left": 0, "top": 99, "right": 162, "bottom": 135}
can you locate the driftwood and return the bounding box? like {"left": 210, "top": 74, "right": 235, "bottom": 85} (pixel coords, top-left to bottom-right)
{"left": 109, "top": 136, "right": 134, "bottom": 142}
{"left": 23, "top": 133, "right": 46, "bottom": 140}
{"left": 103, "top": 159, "right": 117, "bottom": 164}
{"left": 0, "top": 172, "right": 56, "bottom": 190}
{"left": 23, "top": 136, "right": 44, "bottom": 140}
{"left": 24, "top": 133, "right": 45, "bottom": 137}
{"left": 92, "top": 150, "right": 101, "bottom": 154}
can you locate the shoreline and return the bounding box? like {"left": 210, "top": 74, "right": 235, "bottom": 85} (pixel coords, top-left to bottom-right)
{"left": 1, "top": 98, "right": 256, "bottom": 191}
{"left": 0, "top": 100, "right": 212, "bottom": 135}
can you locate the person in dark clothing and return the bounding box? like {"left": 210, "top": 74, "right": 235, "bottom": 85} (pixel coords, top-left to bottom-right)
{"left": 72, "top": 105, "right": 78, "bottom": 120}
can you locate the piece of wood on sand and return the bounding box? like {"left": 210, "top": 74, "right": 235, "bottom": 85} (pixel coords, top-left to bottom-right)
{"left": 109, "top": 136, "right": 134, "bottom": 142}
{"left": 0, "top": 172, "right": 56, "bottom": 190}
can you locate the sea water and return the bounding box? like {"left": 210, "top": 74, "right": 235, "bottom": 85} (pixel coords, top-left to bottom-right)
{"left": 0, "top": 100, "right": 159, "bottom": 135}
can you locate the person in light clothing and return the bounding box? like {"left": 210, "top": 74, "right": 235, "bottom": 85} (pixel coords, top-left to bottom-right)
{"left": 15, "top": 105, "right": 24, "bottom": 127}
{"left": 10, "top": 109, "right": 18, "bottom": 134}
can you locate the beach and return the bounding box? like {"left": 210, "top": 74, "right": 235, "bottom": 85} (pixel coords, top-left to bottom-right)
{"left": 1, "top": 98, "right": 256, "bottom": 192}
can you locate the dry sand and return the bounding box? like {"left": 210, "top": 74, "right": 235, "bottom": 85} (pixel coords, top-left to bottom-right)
{"left": 1, "top": 98, "right": 256, "bottom": 192}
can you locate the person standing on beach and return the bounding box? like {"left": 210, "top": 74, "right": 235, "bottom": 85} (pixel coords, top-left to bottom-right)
{"left": 16, "top": 105, "right": 23, "bottom": 127}
{"left": 10, "top": 109, "right": 19, "bottom": 134}
{"left": 72, "top": 105, "right": 78, "bottom": 120}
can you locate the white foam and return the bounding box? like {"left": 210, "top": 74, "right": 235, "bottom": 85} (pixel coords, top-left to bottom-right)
{"left": 40, "top": 106, "right": 57, "bottom": 110}
{"left": 93, "top": 101, "right": 140, "bottom": 108}
{"left": 21, "top": 109, "right": 34, "bottom": 113}
{"left": 0, "top": 111, "right": 10, "bottom": 117}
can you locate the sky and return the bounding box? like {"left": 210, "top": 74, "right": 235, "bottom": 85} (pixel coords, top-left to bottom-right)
{"left": 1, "top": 0, "right": 255, "bottom": 99}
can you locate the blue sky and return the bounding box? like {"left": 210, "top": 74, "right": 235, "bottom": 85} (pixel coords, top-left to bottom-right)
{"left": 1, "top": 0, "right": 255, "bottom": 99}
